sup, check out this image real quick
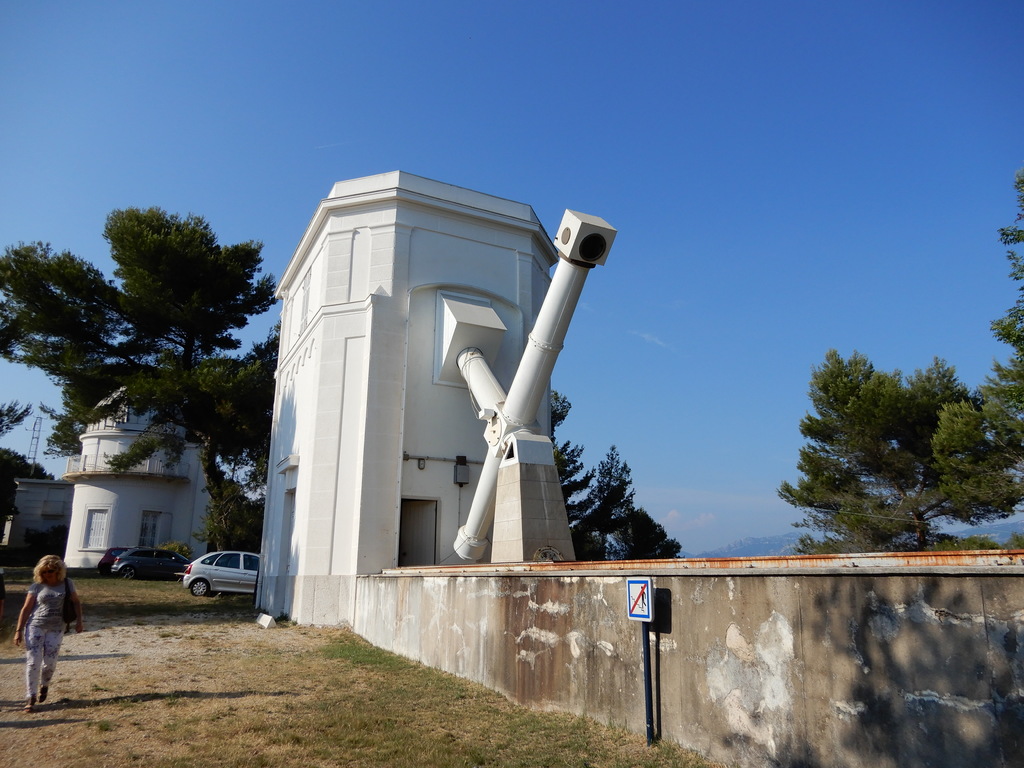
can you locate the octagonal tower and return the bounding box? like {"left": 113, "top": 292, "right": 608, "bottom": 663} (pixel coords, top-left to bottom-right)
{"left": 258, "top": 172, "right": 559, "bottom": 625}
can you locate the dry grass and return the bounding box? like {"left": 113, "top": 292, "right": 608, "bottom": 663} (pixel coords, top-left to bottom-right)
{"left": 0, "top": 569, "right": 726, "bottom": 768}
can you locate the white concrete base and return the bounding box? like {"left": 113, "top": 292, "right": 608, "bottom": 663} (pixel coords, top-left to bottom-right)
{"left": 256, "top": 613, "right": 277, "bottom": 629}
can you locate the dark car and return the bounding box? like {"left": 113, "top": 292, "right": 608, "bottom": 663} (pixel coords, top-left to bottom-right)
{"left": 97, "top": 546, "right": 130, "bottom": 575}
{"left": 110, "top": 547, "right": 191, "bottom": 580}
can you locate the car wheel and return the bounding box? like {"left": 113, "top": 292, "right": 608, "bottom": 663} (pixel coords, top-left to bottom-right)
{"left": 189, "top": 579, "right": 212, "bottom": 597}
{"left": 120, "top": 566, "right": 136, "bottom": 579}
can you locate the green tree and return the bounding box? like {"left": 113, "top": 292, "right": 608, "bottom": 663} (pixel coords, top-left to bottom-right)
{"left": 551, "top": 391, "right": 594, "bottom": 527}
{"left": 991, "top": 168, "right": 1024, "bottom": 370}
{"left": 608, "top": 507, "right": 682, "bottom": 560}
{"left": 0, "top": 209, "right": 277, "bottom": 550}
{"left": 980, "top": 170, "right": 1024, "bottom": 547}
{"left": 779, "top": 350, "right": 1024, "bottom": 553}
{"left": 0, "top": 401, "right": 31, "bottom": 437}
{"left": 566, "top": 442, "right": 682, "bottom": 561}
{"left": 193, "top": 327, "right": 278, "bottom": 552}
{"left": 931, "top": 356, "right": 1024, "bottom": 523}
{"left": 929, "top": 534, "right": 1001, "bottom": 551}
{"left": 0, "top": 448, "right": 51, "bottom": 527}
{"left": 0, "top": 401, "right": 50, "bottom": 527}
{"left": 552, "top": 394, "right": 681, "bottom": 560}
{"left": 1005, "top": 532, "right": 1024, "bottom": 549}
{"left": 578, "top": 445, "right": 636, "bottom": 559}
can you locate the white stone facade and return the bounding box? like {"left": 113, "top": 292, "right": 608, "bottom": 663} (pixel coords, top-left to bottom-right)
{"left": 258, "top": 172, "right": 559, "bottom": 625}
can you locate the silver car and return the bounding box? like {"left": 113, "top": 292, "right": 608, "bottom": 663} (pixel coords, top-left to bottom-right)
{"left": 182, "top": 551, "right": 260, "bottom": 596}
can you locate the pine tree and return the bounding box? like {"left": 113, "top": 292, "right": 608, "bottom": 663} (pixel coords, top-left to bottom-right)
{"left": 551, "top": 391, "right": 594, "bottom": 527}
{"left": 608, "top": 507, "right": 682, "bottom": 560}
{"left": 576, "top": 444, "right": 683, "bottom": 560}
{"left": 0, "top": 209, "right": 276, "bottom": 550}
{"left": 0, "top": 401, "right": 31, "bottom": 437}
{"left": 552, "top": 393, "right": 683, "bottom": 560}
{"left": 991, "top": 168, "right": 1024, "bottom": 366}
{"left": 0, "top": 402, "right": 50, "bottom": 525}
{"left": 780, "top": 350, "right": 1024, "bottom": 553}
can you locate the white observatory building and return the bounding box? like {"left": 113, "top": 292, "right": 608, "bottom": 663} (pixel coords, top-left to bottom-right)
{"left": 258, "top": 172, "right": 614, "bottom": 626}
{"left": 62, "top": 407, "right": 208, "bottom": 568}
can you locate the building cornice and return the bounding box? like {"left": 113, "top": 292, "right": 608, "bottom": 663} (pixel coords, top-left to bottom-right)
{"left": 279, "top": 172, "right": 557, "bottom": 297}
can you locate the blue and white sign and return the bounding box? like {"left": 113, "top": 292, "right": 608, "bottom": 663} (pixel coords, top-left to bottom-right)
{"left": 626, "top": 577, "right": 654, "bottom": 622}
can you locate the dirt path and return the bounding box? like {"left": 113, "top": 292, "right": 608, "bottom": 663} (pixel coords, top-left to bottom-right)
{"left": 0, "top": 613, "right": 339, "bottom": 768}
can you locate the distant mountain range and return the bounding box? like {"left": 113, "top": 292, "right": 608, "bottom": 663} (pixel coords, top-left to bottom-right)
{"left": 685, "top": 533, "right": 801, "bottom": 559}
{"left": 686, "top": 517, "right": 1024, "bottom": 559}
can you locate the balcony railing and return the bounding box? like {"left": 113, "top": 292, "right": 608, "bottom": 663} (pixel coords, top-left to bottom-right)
{"left": 65, "top": 454, "right": 190, "bottom": 479}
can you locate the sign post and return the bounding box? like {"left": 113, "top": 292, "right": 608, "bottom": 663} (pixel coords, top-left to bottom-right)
{"left": 626, "top": 577, "right": 655, "bottom": 745}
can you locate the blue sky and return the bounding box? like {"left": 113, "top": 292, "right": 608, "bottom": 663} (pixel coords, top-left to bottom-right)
{"left": 2, "top": 1, "right": 1022, "bottom": 553}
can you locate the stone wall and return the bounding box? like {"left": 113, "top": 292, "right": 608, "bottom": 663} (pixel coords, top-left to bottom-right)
{"left": 351, "top": 566, "right": 1024, "bottom": 768}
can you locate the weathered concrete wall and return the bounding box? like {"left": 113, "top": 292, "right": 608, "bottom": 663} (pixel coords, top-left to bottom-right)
{"left": 351, "top": 566, "right": 1024, "bottom": 768}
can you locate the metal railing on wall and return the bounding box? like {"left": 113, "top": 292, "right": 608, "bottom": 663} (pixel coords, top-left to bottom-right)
{"left": 64, "top": 454, "right": 189, "bottom": 479}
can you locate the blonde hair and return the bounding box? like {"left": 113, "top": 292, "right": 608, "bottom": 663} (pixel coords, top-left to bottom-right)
{"left": 33, "top": 555, "right": 67, "bottom": 584}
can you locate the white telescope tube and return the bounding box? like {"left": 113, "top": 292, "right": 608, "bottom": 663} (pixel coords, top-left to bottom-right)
{"left": 453, "top": 451, "right": 502, "bottom": 560}
{"left": 453, "top": 257, "right": 596, "bottom": 561}
{"left": 503, "top": 258, "right": 590, "bottom": 427}
{"left": 454, "top": 348, "right": 507, "bottom": 561}
{"left": 457, "top": 347, "right": 507, "bottom": 422}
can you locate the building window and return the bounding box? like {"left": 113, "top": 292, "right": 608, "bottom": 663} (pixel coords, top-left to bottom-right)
{"left": 85, "top": 508, "right": 108, "bottom": 549}
{"left": 139, "top": 510, "right": 161, "bottom": 547}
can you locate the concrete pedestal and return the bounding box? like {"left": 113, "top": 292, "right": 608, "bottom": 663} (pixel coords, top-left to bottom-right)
{"left": 490, "top": 434, "right": 576, "bottom": 563}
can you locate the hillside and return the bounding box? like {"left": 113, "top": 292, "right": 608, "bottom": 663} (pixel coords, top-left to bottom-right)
{"left": 688, "top": 516, "right": 1024, "bottom": 559}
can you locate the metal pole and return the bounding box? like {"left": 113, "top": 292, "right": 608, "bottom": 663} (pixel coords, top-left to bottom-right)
{"left": 642, "top": 620, "right": 654, "bottom": 746}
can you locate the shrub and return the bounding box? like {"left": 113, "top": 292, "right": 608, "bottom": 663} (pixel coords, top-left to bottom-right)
{"left": 23, "top": 524, "right": 68, "bottom": 553}
{"left": 159, "top": 540, "right": 193, "bottom": 559}
{"left": 1005, "top": 532, "right": 1024, "bottom": 550}
{"left": 930, "top": 534, "right": 1001, "bottom": 551}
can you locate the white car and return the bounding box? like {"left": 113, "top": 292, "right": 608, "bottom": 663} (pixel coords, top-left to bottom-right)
{"left": 182, "top": 551, "right": 260, "bottom": 596}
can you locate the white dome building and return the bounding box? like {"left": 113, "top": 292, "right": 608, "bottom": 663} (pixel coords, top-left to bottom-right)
{"left": 62, "top": 407, "right": 209, "bottom": 568}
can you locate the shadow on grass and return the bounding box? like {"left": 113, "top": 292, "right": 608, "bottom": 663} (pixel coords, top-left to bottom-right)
{"left": 90, "top": 602, "right": 257, "bottom": 620}
{"left": 0, "top": 717, "right": 90, "bottom": 729}
{"left": 59, "top": 688, "right": 296, "bottom": 709}
{"left": 0, "top": 687, "right": 296, "bottom": 723}
{"left": 55, "top": 653, "right": 131, "bottom": 662}
{"left": 0, "top": 654, "right": 128, "bottom": 666}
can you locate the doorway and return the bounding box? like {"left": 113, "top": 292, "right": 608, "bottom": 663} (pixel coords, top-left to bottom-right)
{"left": 398, "top": 499, "right": 437, "bottom": 566}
